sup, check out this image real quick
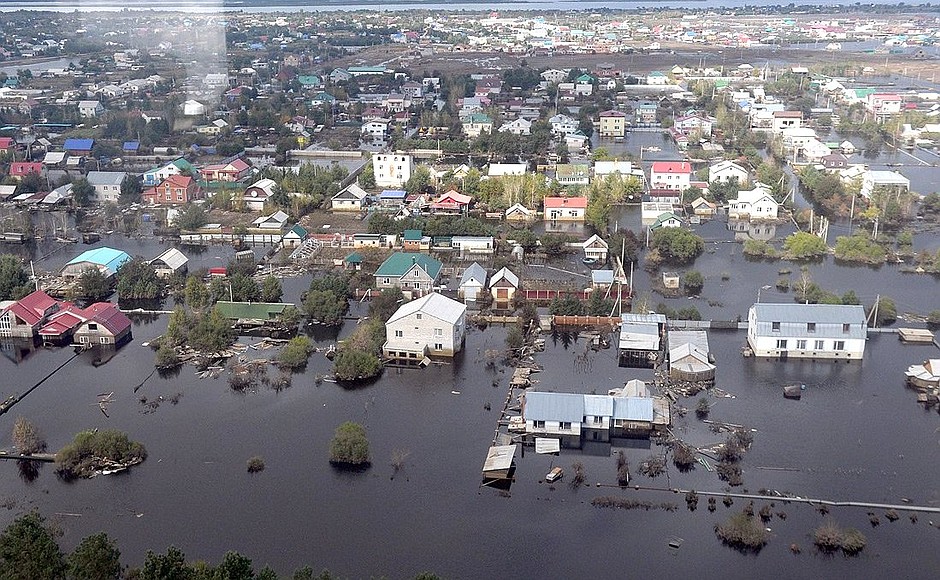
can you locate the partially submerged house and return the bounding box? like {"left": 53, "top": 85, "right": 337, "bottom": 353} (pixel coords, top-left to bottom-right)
{"left": 458, "top": 262, "right": 487, "bottom": 303}
{"left": 149, "top": 247, "right": 188, "bottom": 278}
{"left": 522, "top": 390, "right": 661, "bottom": 448}
{"left": 489, "top": 267, "right": 520, "bottom": 309}
{"left": 905, "top": 359, "right": 940, "bottom": 390}
{"left": 668, "top": 330, "right": 715, "bottom": 382}
{"left": 618, "top": 313, "right": 667, "bottom": 367}
{"left": 374, "top": 252, "right": 443, "bottom": 295}
{"left": 582, "top": 234, "right": 609, "bottom": 262}
{"left": 746, "top": 303, "right": 867, "bottom": 360}
{"left": 73, "top": 302, "right": 132, "bottom": 346}
{"left": 61, "top": 247, "right": 131, "bottom": 279}
{"left": 0, "top": 290, "right": 61, "bottom": 338}
{"left": 382, "top": 292, "right": 467, "bottom": 363}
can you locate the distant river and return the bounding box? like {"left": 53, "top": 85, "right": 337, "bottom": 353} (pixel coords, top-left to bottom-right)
{"left": 0, "top": 0, "right": 930, "bottom": 13}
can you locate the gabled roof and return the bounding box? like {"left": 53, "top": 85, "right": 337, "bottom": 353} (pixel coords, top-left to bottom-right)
{"left": 3, "top": 290, "right": 58, "bottom": 326}
{"left": 149, "top": 247, "right": 188, "bottom": 270}
{"left": 403, "top": 229, "right": 423, "bottom": 241}
{"left": 591, "top": 270, "right": 614, "bottom": 285}
{"left": 82, "top": 302, "right": 131, "bottom": 336}
{"left": 87, "top": 171, "right": 126, "bottom": 186}
{"left": 245, "top": 177, "right": 277, "bottom": 197}
{"left": 489, "top": 266, "right": 519, "bottom": 288}
{"left": 65, "top": 247, "right": 131, "bottom": 274}
{"left": 332, "top": 183, "right": 368, "bottom": 201}
{"left": 651, "top": 161, "right": 691, "bottom": 174}
{"left": 751, "top": 303, "right": 866, "bottom": 330}
{"left": 375, "top": 252, "right": 443, "bottom": 279}
{"left": 524, "top": 391, "right": 584, "bottom": 423}
{"left": 544, "top": 196, "right": 588, "bottom": 209}
{"left": 582, "top": 233, "right": 608, "bottom": 250}
{"left": 386, "top": 292, "right": 466, "bottom": 325}
{"left": 584, "top": 394, "right": 614, "bottom": 417}
{"left": 651, "top": 212, "right": 683, "bottom": 228}
{"left": 612, "top": 397, "right": 654, "bottom": 422}
{"left": 459, "top": 262, "right": 487, "bottom": 287}
{"left": 286, "top": 223, "right": 308, "bottom": 239}
{"left": 64, "top": 138, "right": 94, "bottom": 151}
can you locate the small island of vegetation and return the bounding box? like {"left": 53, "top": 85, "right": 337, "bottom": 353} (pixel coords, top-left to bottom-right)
{"left": 55, "top": 429, "right": 147, "bottom": 479}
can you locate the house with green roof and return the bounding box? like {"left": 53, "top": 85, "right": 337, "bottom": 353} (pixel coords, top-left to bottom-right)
{"left": 282, "top": 224, "right": 308, "bottom": 248}
{"left": 649, "top": 212, "right": 684, "bottom": 231}
{"left": 143, "top": 157, "right": 198, "bottom": 186}
{"left": 402, "top": 229, "right": 431, "bottom": 251}
{"left": 298, "top": 75, "right": 322, "bottom": 88}
{"left": 374, "top": 252, "right": 443, "bottom": 294}
{"left": 463, "top": 113, "right": 493, "bottom": 137}
{"left": 344, "top": 252, "right": 363, "bottom": 271}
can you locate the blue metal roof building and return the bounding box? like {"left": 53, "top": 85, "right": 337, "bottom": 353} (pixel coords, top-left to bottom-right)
{"left": 64, "top": 138, "right": 94, "bottom": 152}
{"left": 62, "top": 247, "right": 131, "bottom": 278}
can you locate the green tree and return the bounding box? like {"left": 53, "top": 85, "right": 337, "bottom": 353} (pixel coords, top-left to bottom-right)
{"left": 139, "top": 546, "right": 191, "bottom": 580}
{"left": 682, "top": 270, "right": 704, "bottom": 295}
{"left": 506, "top": 324, "right": 525, "bottom": 351}
{"left": 184, "top": 276, "right": 209, "bottom": 310}
{"left": 333, "top": 349, "right": 382, "bottom": 381}
{"left": 190, "top": 309, "right": 235, "bottom": 353}
{"left": 870, "top": 296, "right": 897, "bottom": 326}
{"left": 549, "top": 295, "right": 584, "bottom": 316}
{"left": 511, "top": 229, "right": 538, "bottom": 251}
{"left": 173, "top": 204, "right": 209, "bottom": 231}
{"left": 0, "top": 512, "right": 65, "bottom": 580}
{"left": 67, "top": 532, "right": 121, "bottom": 580}
{"left": 586, "top": 291, "right": 613, "bottom": 316}
{"left": 278, "top": 336, "right": 315, "bottom": 371}
{"left": 303, "top": 289, "right": 347, "bottom": 325}
{"left": 229, "top": 273, "right": 260, "bottom": 302}
{"left": 260, "top": 275, "right": 283, "bottom": 303}
{"left": 71, "top": 177, "right": 96, "bottom": 207}
{"left": 116, "top": 258, "right": 162, "bottom": 300}
{"left": 358, "top": 162, "right": 376, "bottom": 189}
{"left": 0, "top": 254, "right": 32, "bottom": 300}
{"left": 78, "top": 268, "right": 112, "bottom": 300}
{"left": 214, "top": 551, "right": 254, "bottom": 580}
{"left": 329, "top": 422, "right": 370, "bottom": 465}
{"left": 119, "top": 175, "right": 143, "bottom": 205}
{"left": 540, "top": 233, "right": 571, "bottom": 256}
{"left": 783, "top": 232, "right": 828, "bottom": 259}
{"left": 404, "top": 165, "right": 432, "bottom": 195}
{"left": 650, "top": 228, "right": 705, "bottom": 264}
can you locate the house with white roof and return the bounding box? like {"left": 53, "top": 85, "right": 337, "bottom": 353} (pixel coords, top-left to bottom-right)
{"left": 498, "top": 118, "right": 532, "bottom": 136}
{"left": 594, "top": 161, "right": 643, "bottom": 180}
{"left": 148, "top": 247, "right": 188, "bottom": 278}
{"left": 728, "top": 185, "right": 779, "bottom": 220}
{"left": 330, "top": 183, "right": 369, "bottom": 211}
{"left": 489, "top": 267, "right": 520, "bottom": 309}
{"left": 487, "top": 163, "right": 527, "bottom": 178}
{"left": 458, "top": 262, "right": 488, "bottom": 303}
{"left": 747, "top": 303, "right": 867, "bottom": 360}
{"left": 252, "top": 210, "right": 290, "bottom": 230}
{"left": 549, "top": 114, "right": 579, "bottom": 136}
{"left": 243, "top": 178, "right": 278, "bottom": 212}
{"left": 708, "top": 160, "right": 749, "bottom": 186}
{"left": 86, "top": 171, "right": 127, "bottom": 203}
{"left": 860, "top": 170, "right": 910, "bottom": 199}
{"left": 383, "top": 292, "right": 467, "bottom": 361}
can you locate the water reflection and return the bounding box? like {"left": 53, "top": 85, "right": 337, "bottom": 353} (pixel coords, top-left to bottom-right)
{"left": 16, "top": 459, "right": 42, "bottom": 484}
{"left": 727, "top": 219, "right": 777, "bottom": 241}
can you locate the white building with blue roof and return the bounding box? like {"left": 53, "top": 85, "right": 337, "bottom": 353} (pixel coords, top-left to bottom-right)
{"left": 747, "top": 303, "right": 867, "bottom": 360}
{"left": 524, "top": 390, "right": 662, "bottom": 447}
{"left": 61, "top": 247, "right": 132, "bottom": 278}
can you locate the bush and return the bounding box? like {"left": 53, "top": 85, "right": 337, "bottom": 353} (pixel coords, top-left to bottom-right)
{"left": 650, "top": 228, "right": 705, "bottom": 264}
{"left": 672, "top": 443, "right": 696, "bottom": 471}
{"left": 506, "top": 324, "right": 525, "bottom": 352}
{"left": 155, "top": 342, "right": 180, "bottom": 369}
{"left": 716, "top": 461, "right": 743, "bottom": 486}
{"left": 695, "top": 397, "right": 710, "bottom": 419}
{"left": 743, "top": 239, "right": 779, "bottom": 259}
{"left": 927, "top": 310, "right": 940, "bottom": 328}
{"left": 549, "top": 295, "right": 584, "bottom": 316}
{"left": 303, "top": 289, "right": 348, "bottom": 325}
{"left": 869, "top": 295, "right": 897, "bottom": 326}
{"left": 638, "top": 455, "right": 666, "bottom": 478}
{"left": 813, "top": 521, "right": 843, "bottom": 552}
{"left": 329, "top": 422, "right": 370, "bottom": 466}
{"left": 833, "top": 234, "right": 887, "bottom": 264}
{"left": 715, "top": 511, "right": 769, "bottom": 551}
{"left": 55, "top": 429, "right": 147, "bottom": 478}
{"left": 12, "top": 417, "right": 45, "bottom": 455}
{"left": 682, "top": 270, "right": 704, "bottom": 295}
{"left": 246, "top": 456, "right": 265, "bottom": 473}
{"left": 783, "top": 232, "right": 827, "bottom": 260}
{"left": 333, "top": 349, "right": 382, "bottom": 382}
{"left": 840, "top": 528, "right": 867, "bottom": 555}
{"left": 278, "top": 336, "right": 315, "bottom": 371}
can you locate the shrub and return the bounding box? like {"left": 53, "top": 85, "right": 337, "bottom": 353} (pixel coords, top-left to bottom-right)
{"left": 329, "top": 422, "right": 370, "bottom": 466}
{"left": 813, "top": 521, "right": 843, "bottom": 552}
{"left": 638, "top": 455, "right": 666, "bottom": 478}
{"left": 55, "top": 429, "right": 146, "bottom": 478}
{"left": 716, "top": 461, "right": 743, "bottom": 486}
{"left": 695, "top": 397, "right": 710, "bottom": 419}
{"left": 650, "top": 228, "right": 705, "bottom": 264}
{"left": 743, "top": 239, "right": 779, "bottom": 259}
{"left": 840, "top": 528, "right": 867, "bottom": 555}
{"left": 155, "top": 342, "right": 180, "bottom": 369}
{"left": 783, "top": 232, "right": 827, "bottom": 259}
{"left": 278, "top": 336, "right": 315, "bottom": 371}
{"left": 926, "top": 310, "right": 940, "bottom": 328}
{"left": 682, "top": 270, "right": 704, "bottom": 295}
{"left": 246, "top": 456, "right": 265, "bottom": 473}
{"left": 672, "top": 443, "right": 696, "bottom": 471}
{"left": 869, "top": 295, "right": 897, "bottom": 326}
{"left": 506, "top": 324, "right": 525, "bottom": 352}
{"left": 12, "top": 417, "right": 45, "bottom": 455}
{"left": 833, "top": 234, "right": 887, "bottom": 264}
{"left": 333, "top": 349, "right": 382, "bottom": 382}
{"left": 715, "top": 511, "right": 769, "bottom": 551}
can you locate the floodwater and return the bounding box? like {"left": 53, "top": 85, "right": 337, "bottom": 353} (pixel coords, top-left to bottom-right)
{"left": 0, "top": 233, "right": 938, "bottom": 577}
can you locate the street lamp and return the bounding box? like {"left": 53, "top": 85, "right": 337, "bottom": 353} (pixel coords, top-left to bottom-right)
{"left": 757, "top": 285, "right": 771, "bottom": 303}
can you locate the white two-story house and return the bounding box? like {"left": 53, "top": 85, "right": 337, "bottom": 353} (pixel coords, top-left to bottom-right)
{"left": 728, "top": 185, "right": 779, "bottom": 220}
{"left": 383, "top": 292, "right": 467, "bottom": 361}
{"left": 747, "top": 303, "right": 867, "bottom": 360}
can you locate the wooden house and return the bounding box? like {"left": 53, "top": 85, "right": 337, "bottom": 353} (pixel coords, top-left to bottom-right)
{"left": 489, "top": 267, "right": 520, "bottom": 309}
{"left": 0, "top": 290, "right": 61, "bottom": 338}
{"left": 149, "top": 247, "right": 188, "bottom": 278}
{"left": 458, "top": 262, "right": 487, "bottom": 303}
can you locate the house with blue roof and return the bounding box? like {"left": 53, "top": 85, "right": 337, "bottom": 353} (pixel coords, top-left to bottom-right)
{"left": 374, "top": 252, "right": 442, "bottom": 295}
{"left": 122, "top": 141, "right": 140, "bottom": 155}
{"left": 64, "top": 138, "right": 94, "bottom": 155}
{"left": 523, "top": 390, "right": 660, "bottom": 447}
{"left": 61, "top": 247, "right": 131, "bottom": 279}
{"left": 378, "top": 189, "right": 407, "bottom": 206}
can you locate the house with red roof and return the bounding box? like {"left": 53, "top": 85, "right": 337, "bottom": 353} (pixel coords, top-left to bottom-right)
{"left": 73, "top": 302, "right": 132, "bottom": 346}
{"left": 143, "top": 175, "right": 202, "bottom": 205}
{"left": 201, "top": 157, "right": 251, "bottom": 182}
{"left": 9, "top": 162, "right": 43, "bottom": 180}
{"left": 0, "top": 137, "right": 14, "bottom": 152}
{"left": 37, "top": 302, "right": 88, "bottom": 344}
{"left": 0, "top": 290, "right": 61, "bottom": 338}
{"left": 543, "top": 196, "right": 588, "bottom": 222}
{"left": 650, "top": 161, "right": 692, "bottom": 191}
{"left": 430, "top": 190, "right": 471, "bottom": 215}
{"left": 865, "top": 93, "right": 903, "bottom": 119}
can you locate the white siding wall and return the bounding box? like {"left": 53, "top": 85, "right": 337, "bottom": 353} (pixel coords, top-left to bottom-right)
{"left": 384, "top": 311, "right": 465, "bottom": 357}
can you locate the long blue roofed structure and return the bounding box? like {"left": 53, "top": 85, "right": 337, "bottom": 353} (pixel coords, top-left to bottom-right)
{"left": 61, "top": 247, "right": 132, "bottom": 278}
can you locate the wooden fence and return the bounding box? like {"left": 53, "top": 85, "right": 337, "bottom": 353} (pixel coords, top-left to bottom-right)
{"left": 552, "top": 315, "right": 621, "bottom": 328}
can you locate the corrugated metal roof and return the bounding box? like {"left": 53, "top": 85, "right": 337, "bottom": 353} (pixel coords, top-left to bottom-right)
{"left": 621, "top": 313, "right": 666, "bottom": 325}
{"left": 619, "top": 323, "right": 660, "bottom": 350}
{"left": 669, "top": 330, "right": 709, "bottom": 353}
{"left": 375, "top": 252, "right": 443, "bottom": 279}
{"left": 65, "top": 247, "right": 131, "bottom": 276}
{"left": 489, "top": 266, "right": 519, "bottom": 288}
{"left": 583, "top": 394, "right": 613, "bottom": 417}
{"left": 482, "top": 445, "right": 515, "bottom": 472}
{"left": 613, "top": 397, "right": 654, "bottom": 422}
{"left": 215, "top": 301, "right": 292, "bottom": 320}
{"left": 751, "top": 303, "right": 866, "bottom": 339}
{"left": 459, "top": 263, "right": 487, "bottom": 287}
{"left": 524, "top": 391, "right": 584, "bottom": 423}
{"left": 150, "top": 247, "right": 188, "bottom": 270}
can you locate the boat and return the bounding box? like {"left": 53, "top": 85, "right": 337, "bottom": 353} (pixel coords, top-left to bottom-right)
{"left": 581, "top": 257, "right": 597, "bottom": 266}
{"left": 0, "top": 395, "right": 17, "bottom": 414}
{"left": 546, "top": 466, "right": 564, "bottom": 482}
{"left": 783, "top": 384, "right": 805, "bottom": 399}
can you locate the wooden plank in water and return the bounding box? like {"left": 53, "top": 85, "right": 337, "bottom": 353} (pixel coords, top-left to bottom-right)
{"left": 898, "top": 328, "right": 935, "bottom": 343}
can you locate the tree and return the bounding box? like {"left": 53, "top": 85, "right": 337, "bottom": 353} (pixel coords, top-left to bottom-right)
{"left": 116, "top": 259, "right": 162, "bottom": 300}
{"left": 173, "top": 203, "right": 208, "bottom": 231}
{"left": 0, "top": 254, "right": 32, "bottom": 300}
{"left": 334, "top": 349, "right": 382, "bottom": 381}
{"left": 585, "top": 291, "right": 613, "bottom": 316}
{"left": 12, "top": 417, "right": 45, "bottom": 455}
{"left": 214, "top": 551, "right": 255, "bottom": 580}
{"left": 870, "top": 296, "right": 897, "bottom": 326}
{"left": 67, "top": 532, "right": 121, "bottom": 580}
{"left": 682, "top": 270, "right": 704, "bottom": 295}
{"left": 549, "top": 295, "right": 584, "bottom": 316}
{"left": 71, "top": 177, "right": 95, "bottom": 207}
{"left": 303, "top": 289, "right": 347, "bottom": 325}
{"left": 78, "top": 268, "right": 112, "bottom": 301}
{"left": 358, "top": 162, "right": 376, "bottom": 189}
{"left": 650, "top": 228, "right": 705, "bottom": 264}
{"left": 506, "top": 324, "right": 525, "bottom": 352}
{"left": 139, "top": 547, "right": 190, "bottom": 580}
{"left": 184, "top": 276, "right": 209, "bottom": 310}
{"left": 404, "top": 165, "right": 432, "bottom": 195}
{"left": 0, "top": 512, "right": 66, "bottom": 579}
{"left": 260, "top": 275, "right": 283, "bottom": 303}
{"left": 329, "top": 422, "right": 370, "bottom": 465}
{"left": 119, "top": 175, "right": 143, "bottom": 205}
{"left": 229, "top": 273, "right": 260, "bottom": 302}
{"left": 540, "top": 233, "right": 571, "bottom": 256}
{"left": 511, "top": 228, "right": 538, "bottom": 251}
{"left": 783, "top": 232, "right": 827, "bottom": 259}
{"left": 278, "top": 336, "right": 315, "bottom": 371}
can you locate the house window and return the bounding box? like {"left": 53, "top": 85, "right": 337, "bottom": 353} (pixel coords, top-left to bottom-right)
{"left": 434, "top": 343, "right": 443, "bottom": 351}
{"left": 383, "top": 278, "right": 390, "bottom": 285}
{"left": 771, "top": 322, "right": 780, "bottom": 332}
{"left": 843, "top": 323, "right": 851, "bottom": 333}
{"left": 807, "top": 322, "right": 816, "bottom": 333}
{"left": 834, "top": 341, "right": 845, "bottom": 351}
{"left": 434, "top": 328, "right": 443, "bottom": 336}
{"left": 99, "top": 336, "right": 109, "bottom": 344}
{"left": 414, "top": 270, "right": 419, "bottom": 277}
{"left": 534, "top": 420, "right": 546, "bottom": 429}
{"left": 796, "top": 340, "right": 807, "bottom": 350}
{"left": 593, "top": 416, "right": 602, "bottom": 425}
{"left": 560, "top": 422, "right": 572, "bottom": 430}
{"left": 88, "top": 323, "right": 98, "bottom": 331}
{"left": 394, "top": 330, "right": 403, "bottom": 338}
{"left": 814, "top": 340, "right": 825, "bottom": 350}
{"left": 416, "top": 313, "right": 422, "bottom": 320}
{"left": 413, "top": 282, "right": 420, "bottom": 289}
{"left": 776, "top": 339, "right": 787, "bottom": 349}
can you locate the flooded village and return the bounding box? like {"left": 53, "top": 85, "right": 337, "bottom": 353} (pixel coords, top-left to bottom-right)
{"left": 0, "top": 2, "right": 937, "bottom": 578}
